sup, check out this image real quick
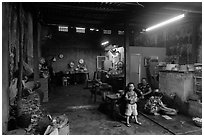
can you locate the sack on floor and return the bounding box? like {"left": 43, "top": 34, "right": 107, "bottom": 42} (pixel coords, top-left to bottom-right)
{"left": 49, "top": 128, "right": 58, "bottom": 135}
{"left": 44, "top": 114, "right": 69, "bottom": 135}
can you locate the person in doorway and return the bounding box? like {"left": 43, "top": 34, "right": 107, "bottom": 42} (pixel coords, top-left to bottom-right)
{"left": 125, "top": 82, "right": 142, "bottom": 127}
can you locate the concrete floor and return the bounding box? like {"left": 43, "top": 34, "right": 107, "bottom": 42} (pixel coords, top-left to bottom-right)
{"left": 42, "top": 84, "right": 202, "bottom": 135}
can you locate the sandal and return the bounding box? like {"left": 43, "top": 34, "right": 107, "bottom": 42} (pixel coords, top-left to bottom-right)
{"left": 126, "top": 123, "right": 131, "bottom": 127}
{"left": 136, "top": 122, "right": 142, "bottom": 125}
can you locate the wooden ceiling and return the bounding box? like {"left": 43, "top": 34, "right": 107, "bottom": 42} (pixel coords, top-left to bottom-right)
{"left": 25, "top": 2, "right": 202, "bottom": 30}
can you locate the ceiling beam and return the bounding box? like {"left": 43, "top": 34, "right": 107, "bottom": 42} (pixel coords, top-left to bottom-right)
{"left": 36, "top": 3, "right": 126, "bottom": 12}
{"left": 43, "top": 17, "right": 125, "bottom": 29}
{"left": 162, "top": 7, "right": 202, "bottom": 14}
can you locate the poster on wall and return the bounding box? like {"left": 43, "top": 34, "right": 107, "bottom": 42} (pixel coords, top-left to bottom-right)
{"left": 96, "top": 56, "right": 106, "bottom": 70}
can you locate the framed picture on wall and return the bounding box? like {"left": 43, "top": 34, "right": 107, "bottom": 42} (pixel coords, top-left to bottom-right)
{"left": 144, "top": 57, "right": 151, "bottom": 67}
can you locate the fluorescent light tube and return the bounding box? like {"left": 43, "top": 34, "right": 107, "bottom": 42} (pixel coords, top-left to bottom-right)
{"left": 145, "top": 14, "right": 185, "bottom": 32}
{"left": 101, "top": 41, "right": 109, "bottom": 46}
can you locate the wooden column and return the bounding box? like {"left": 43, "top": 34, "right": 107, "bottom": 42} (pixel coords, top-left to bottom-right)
{"left": 124, "top": 23, "right": 130, "bottom": 85}
{"left": 17, "top": 3, "right": 24, "bottom": 100}
{"left": 37, "top": 23, "right": 41, "bottom": 59}
{"left": 33, "top": 15, "right": 40, "bottom": 82}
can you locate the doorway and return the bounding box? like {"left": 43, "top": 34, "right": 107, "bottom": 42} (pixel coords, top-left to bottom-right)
{"left": 129, "top": 53, "right": 142, "bottom": 85}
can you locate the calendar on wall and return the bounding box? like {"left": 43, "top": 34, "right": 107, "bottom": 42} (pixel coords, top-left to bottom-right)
{"left": 96, "top": 56, "right": 106, "bottom": 70}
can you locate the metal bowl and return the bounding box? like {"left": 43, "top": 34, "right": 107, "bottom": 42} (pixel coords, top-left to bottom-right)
{"left": 193, "top": 117, "right": 202, "bottom": 127}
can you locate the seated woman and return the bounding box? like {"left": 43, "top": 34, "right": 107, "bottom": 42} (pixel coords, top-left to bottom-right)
{"left": 144, "top": 92, "right": 177, "bottom": 116}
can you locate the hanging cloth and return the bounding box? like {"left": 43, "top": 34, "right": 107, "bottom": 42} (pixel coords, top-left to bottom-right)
{"left": 23, "top": 60, "right": 33, "bottom": 76}
{"left": 9, "top": 78, "right": 18, "bottom": 105}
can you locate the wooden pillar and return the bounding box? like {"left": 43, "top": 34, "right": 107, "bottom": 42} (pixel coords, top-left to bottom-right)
{"left": 37, "top": 23, "right": 41, "bottom": 59}
{"left": 124, "top": 23, "right": 130, "bottom": 85}
{"left": 27, "top": 13, "right": 34, "bottom": 67}
{"left": 2, "top": 3, "right": 10, "bottom": 133}
{"left": 33, "top": 15, "right": 40, "bottom": 82}
{"left": 17, "top": 3, "right": 24, "bottom": 100}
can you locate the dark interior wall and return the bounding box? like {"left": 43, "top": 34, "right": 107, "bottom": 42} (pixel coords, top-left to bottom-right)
{"left": 196, "top": 23, "right": 202, "bottom": 63}
{"left": 41, "top": 26, "right": 124, "bottom": 79}
{"left": 134, "top": 17, "right": 202, "bottom": 64}
{"left": 164, "top": 21, "right": 200, "bottom": 64}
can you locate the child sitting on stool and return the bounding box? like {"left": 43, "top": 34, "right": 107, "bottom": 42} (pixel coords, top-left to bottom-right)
{"left": 125, "top": 82, "right": 142, "bottom": 127}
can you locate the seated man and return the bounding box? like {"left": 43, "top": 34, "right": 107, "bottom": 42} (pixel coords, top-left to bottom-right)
{"left": 137, "top": 78, "right": 152, "bottom": 99}
{"left": 137, "top": 78, "right": 153, "bottom": 112}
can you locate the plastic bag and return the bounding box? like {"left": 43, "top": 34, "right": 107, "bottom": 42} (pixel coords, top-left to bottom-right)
{"left": 49, "top": 128, "right": 58, "bottom": 135}
{"left": 44, "top": 114, "right": 69, "bottom": 135}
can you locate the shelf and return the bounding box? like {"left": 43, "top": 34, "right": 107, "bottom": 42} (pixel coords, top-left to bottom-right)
{"left": 194, "top": 76, "right": 202, "bottom": 79}
{"left": 195, "top": 90, "right": 202, "bottom": 94}
{"left": 194, "top": 63, "right": 202, "bottom": 66}
{"left": 195, "top": 83, "right": 202, "bottom": 86}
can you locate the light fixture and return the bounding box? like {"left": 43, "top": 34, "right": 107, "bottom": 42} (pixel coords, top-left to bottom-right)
{"left": 145, "top": 14, "right": 185, "bottom": 32}
{"left": 101, "top": 41, "right": 109, "bottom": 46}
{"left": 90, "top": 28, "right": 94, "bottom": 31}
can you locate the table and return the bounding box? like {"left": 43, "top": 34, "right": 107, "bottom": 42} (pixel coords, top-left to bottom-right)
{"left": 106, "top": 76, "right": 124, "bottom": 92}
{"left": 74, "top": 72, "right": 89, "bottom": 84}
{"left": 106, "top": 94, "right": 121, "bottom": 120}
{"left": 63, "top": 72, "right": 89, "bottom": 84}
